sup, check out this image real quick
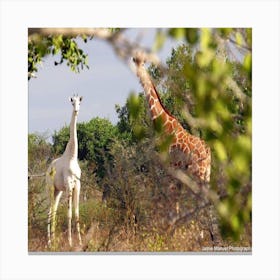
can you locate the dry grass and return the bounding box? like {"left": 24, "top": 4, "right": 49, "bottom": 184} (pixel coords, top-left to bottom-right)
{"left": 28, "top": 194, "right": 251, "bottom": 253}
{"left": 28, "top": 139, "right": 251, "bottom": 253}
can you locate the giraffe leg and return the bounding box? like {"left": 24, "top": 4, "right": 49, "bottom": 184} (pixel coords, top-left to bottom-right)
{"left": 73, "top": 181, "right": 82, "bottom": 245}
{"left": 68, "top": 188, "right": 73, "bottom": 247}
{"left": 48, "top": 190, "right": 63, "bottom": 248}
{"left": 47, "top": 206, "right": 52, "bottom": 247}
{"left": 47, "top": 183, "right": 55, "bottom": 248}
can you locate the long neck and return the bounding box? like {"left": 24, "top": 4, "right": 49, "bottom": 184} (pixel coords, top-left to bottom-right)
{"left": 64, "top": 110, "right": 78, "bottom": 159}
{"left": 137, "top": 64, "right": 176, "bottom": 132}
{"left": 136, "top": 64, "right": 172, "bottom": 123}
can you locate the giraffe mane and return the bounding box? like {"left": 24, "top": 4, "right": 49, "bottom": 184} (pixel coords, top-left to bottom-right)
{"left": 150, "top": 82, "right": 175, "bottom": 120}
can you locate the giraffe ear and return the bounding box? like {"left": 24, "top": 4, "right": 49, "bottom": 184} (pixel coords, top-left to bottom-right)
{"left": 69, "top": 97, "right": 73, "bottom": 102}
{"left": 79, "top": 96, "right": 83, "bottom": 102}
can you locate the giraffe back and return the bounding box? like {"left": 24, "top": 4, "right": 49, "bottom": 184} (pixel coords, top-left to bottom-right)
{"left": 170, "top": 123, "right": 211, "bottom": 184}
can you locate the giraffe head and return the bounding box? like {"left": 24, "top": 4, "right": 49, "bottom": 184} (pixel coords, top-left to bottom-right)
{"left": 132, "top": 50, "right": 146, "bottom": 66}
{"left": 69, "top": 94, "right": 83, "bottom": 115}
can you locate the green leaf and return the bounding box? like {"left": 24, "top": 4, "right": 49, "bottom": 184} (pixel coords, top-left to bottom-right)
{"left": 127, "top": 93, "right": 141, "bottom": 119}
{"left": 153, "top": 30, "right": 166, "bottom": 51}
{"left": 218, "top": 28, "right": 233, "bottom": 38}
{"left": 196, "top": 49, "right": 215, "bottom": 68}
{"left": 185, "top": 28, "right": 199, "bottom": 45}
{"left": 133, "top": 124, "right": 146, "bottom": 140}
{"left": 218, "top": 201, "right": 229, "bottom": 218}
{"left": 243, "top": 53, "right": 252, "bottom": 75}
{"left": 246, "top": 28, "right": 252, "bottom": 49}
{"left": 157, "top": 134, "right": 174, "bottom": 153}
{"left": 235, "top": 32, "right": 243, "bottom": 47}
{"left": 231, "top": 215, "right": 240, "bottom": 231}
{"left": 70, "top": 40, "right": 76, "bottom": 50}
{"left": 232, "top": 153, "right": 249, "bottom": 175}
{"left": 213, "top": 140, "right": 227, "bottom": 161}
{"left": 168, "top": 28, "right": 185, "bottom": 40}
{"left": 200, "top": 28, "right": 211, "bottom": 50}
{"left": 82, "top": 34, "right": 88, "bottom": 43}
{"left": 85, "top": 55, "right": 89, "bottom": 66}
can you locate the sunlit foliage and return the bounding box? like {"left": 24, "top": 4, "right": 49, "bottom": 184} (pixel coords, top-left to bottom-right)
{"left": 140, "top": 28, "right": 252, "bottom": 239}
{"left": 28, "top": 34, "right": 89, "bottom": 79}
{"left": 28, "top": 28, "right": 252, "bottom": 250}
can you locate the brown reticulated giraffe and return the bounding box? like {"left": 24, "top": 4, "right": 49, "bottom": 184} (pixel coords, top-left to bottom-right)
{"left": 132, "top": 55, "right": 211, "bottom": 186}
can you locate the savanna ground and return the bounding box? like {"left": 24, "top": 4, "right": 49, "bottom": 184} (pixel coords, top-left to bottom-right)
{"left": 28, "top": 136, "right": 251, "bottom": 253}
{"left": 28, "top": 28, "right": 252, "bottom": 253}
{"left": 28, "top": 169, "right": 251, "bottom": 252}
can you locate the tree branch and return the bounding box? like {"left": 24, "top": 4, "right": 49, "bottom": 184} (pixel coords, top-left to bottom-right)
{"left": 28, "top": 28, "right": 112, "bottom": 39}
{"left": 228, "top": 38, "right": 252, "bottom": 52}
{"left": 28, "top": 28, "right": 163, "bottom": 70}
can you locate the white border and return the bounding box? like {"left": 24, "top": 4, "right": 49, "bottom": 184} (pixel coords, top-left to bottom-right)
{"left": 1, "top": 0, "right": 280, "bottom": 279}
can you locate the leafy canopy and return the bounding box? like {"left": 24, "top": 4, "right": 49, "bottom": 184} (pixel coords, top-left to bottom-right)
{"left": 28, "top": 35, "right": 89, "bottom": 79}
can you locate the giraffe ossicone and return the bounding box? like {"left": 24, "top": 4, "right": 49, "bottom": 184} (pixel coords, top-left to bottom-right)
{"left": 46, "top": 94, "right": 83, "bottom": 248}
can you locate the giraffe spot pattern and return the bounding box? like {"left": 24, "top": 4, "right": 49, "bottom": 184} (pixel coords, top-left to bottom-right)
{"left": 134, "top": 60, "right": 211, "bottom": 184}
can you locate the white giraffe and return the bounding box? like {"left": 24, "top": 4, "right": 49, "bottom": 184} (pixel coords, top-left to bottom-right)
{"left": 46, "top": 94, "right": 83, "bottom": 248}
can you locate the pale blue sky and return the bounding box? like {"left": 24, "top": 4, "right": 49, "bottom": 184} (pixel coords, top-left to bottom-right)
{"left": 28, "top": 28, "right": 183, "bottom": 139}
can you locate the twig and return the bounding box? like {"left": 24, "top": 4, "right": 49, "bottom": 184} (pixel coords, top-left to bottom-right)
{"left": 28, "top": 173, "right": 45, "bottom": 180}
{"left": 172, "top": 199, "right": 212, "bottom": 227}
{"left": 226, "top": 76, "right": 251, "bottom": 104}
{"left": 228, "top": 38, "right": 251, "bottom": 52}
